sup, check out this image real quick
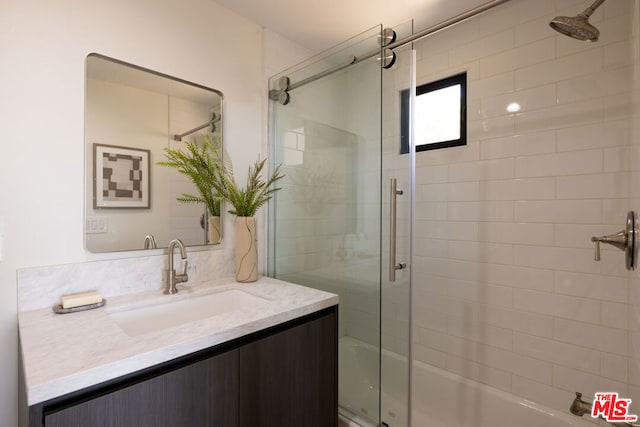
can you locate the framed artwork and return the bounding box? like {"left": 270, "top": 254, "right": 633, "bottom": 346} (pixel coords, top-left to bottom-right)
{"left": 93, "top": 144, "right": 150, "bottom": 209}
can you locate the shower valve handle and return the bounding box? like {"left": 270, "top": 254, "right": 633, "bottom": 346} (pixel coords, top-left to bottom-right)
{"left": 591, "top": 238, "right": 600, "bottom": 261}
{"left": 590, "top": 210, "right": 637, "bottom": 270}
{"left": 591, "top": 232, "right": 626, "bottom": 261}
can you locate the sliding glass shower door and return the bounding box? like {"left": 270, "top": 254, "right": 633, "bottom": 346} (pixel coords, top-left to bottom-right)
{"left": 380, "top": 22, "right": 414, "bottom": 427}
{"left": 268, "top": 25, "right": 414, "bottom": 427}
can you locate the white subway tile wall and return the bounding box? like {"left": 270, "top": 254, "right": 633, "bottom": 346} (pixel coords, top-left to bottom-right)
{"left": 404, "top": 0, "right": 640, "bottom": 415}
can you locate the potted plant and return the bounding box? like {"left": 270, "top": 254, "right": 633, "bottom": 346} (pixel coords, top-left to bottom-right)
{"left": 157, "top": 134, "right": 223, "bottom": 244}
{"left": 212, "top": 155, "right": 284, "bottom": 282}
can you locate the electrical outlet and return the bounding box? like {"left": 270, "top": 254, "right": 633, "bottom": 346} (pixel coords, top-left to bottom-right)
{"left": 86, "top": 217, "right": 108, "bottom": 234}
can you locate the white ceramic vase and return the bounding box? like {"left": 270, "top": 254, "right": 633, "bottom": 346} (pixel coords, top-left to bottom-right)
{"left": 208, "top": 215, "right": 221, "bottom": 244}
{"left": 235, "top": 216, "right": 258, "bottom": 282}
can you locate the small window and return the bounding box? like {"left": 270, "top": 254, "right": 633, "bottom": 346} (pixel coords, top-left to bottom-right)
{"left": 400, "top": 72, "right": 467, "bottom": 154}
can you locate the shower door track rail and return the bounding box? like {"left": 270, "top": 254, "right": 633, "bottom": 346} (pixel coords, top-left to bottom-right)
{"left": 270, "top": 0, "right": 512, "bottom": 99}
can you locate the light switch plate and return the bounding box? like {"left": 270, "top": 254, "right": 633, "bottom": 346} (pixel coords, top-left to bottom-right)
{"left": 86, "top": 217, "right": 108, "bottom": 234}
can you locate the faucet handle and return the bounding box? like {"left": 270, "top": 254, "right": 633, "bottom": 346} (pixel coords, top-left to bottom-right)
{"left": 591, "top": 232, "right": 624, "bottom": 262}
{"left": 590, "top": 237, "right": 601, "bottom": 261}
{"left": 590, "top": 211, "right": 638, "bottom": 270}
{"left": 175, "top": 261, "right": 189, "bottom": 284}
{"left": 181, "top": 261, "right": 189, "bottom": 276}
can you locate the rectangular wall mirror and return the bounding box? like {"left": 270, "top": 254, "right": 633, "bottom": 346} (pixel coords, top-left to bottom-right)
{"left": 85, "top": 53, "right": 223, "bottom": 253}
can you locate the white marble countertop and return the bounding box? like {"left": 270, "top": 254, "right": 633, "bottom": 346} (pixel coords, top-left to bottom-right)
{"left": 19, "top": 276, "right": 338, "bottom": 406}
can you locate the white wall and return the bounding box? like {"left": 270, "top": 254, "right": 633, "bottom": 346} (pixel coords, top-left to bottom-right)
{"left": 0, "top": 0, "right": 266, "bottom": 425}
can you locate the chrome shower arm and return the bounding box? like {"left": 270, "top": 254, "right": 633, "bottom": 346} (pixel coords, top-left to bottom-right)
{"left": 172, "top": 114, "right": 219, "bottom": 141}
{"left": 582, "top": 0, "right": 606, "bottom": 18}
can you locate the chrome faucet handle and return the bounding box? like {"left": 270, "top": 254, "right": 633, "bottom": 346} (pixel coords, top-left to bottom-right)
{"left": 590, "top": 237, "right": 601, "bottom": 261}
{"left": 143, "top": 234, "right": 157, "bottom": 249}
{"left": 592, "top": 230, "right": 628, "bottom": 262}
{"left": 591, "top": 230, "right": 627, "bottom": 248}
{"left": 590, "top": 211, "right": 637, "bottom": 270}
{"left": 177, "top": 261, "right": 189, "bottom": 283}
{"left": 591, "top": 230, "right": 628, "bottom": 262}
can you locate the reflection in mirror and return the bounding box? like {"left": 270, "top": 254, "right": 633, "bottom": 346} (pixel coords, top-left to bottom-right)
{"left": 157, "top": 134, "right": 222, "bottom": 245}
{"left": 85, "top": 53, "right": 223, "bottom": 253}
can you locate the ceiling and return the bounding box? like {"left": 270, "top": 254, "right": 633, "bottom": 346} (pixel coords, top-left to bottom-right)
{"left": 213, "top": 0, "right": 491, "bottom": 52}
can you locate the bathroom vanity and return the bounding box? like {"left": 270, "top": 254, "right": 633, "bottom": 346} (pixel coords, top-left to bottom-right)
{"left": 19, "top": 277, "right": 338, "bottom": 427}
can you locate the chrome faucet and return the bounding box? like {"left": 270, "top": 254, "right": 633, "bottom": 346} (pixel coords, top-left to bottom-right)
{"left": 570, "top": 392, "right": 640, "bottom": 426}
{"left": 570, "top": 392, "right": 592, "bottom": 417}
{"left": 165, "top": 239, "right": 188, "bottom": 295}
{"left": 143, "top": 234, "right": 157, "bottom": 249}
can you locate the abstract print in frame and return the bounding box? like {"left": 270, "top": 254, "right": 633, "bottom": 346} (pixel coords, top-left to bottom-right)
{"left": 93, "top": 143, "right": 150, "bottom": 209}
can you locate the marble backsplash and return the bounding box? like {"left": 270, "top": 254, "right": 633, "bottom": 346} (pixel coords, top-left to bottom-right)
{"left": 17, "top": 248, "right": 235, "bottom": 312}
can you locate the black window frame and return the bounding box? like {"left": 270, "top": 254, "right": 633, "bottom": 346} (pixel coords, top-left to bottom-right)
{"left": 400, "top": 72, "right": 467, "bottom": 154}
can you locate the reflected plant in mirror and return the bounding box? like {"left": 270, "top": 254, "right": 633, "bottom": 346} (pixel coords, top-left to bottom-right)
{"left": 84, "top": 53, "right": 224, "bottom": 253}
{"left": 157, "top": 134, "right": 223, "bottom": 245}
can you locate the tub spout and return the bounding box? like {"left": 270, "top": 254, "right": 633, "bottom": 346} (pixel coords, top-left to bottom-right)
{"left": 570, "top": 392, "right": 640, "bottom": 427}
{"left": 570, "top": 392, "right": 592, "bottom": 417}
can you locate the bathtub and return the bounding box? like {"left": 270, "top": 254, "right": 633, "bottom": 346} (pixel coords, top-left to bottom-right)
{"left": 339, "top": 336, "right": 595, "bottom": 427}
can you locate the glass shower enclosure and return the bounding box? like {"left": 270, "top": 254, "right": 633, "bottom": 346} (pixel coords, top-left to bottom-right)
{"left": 269, "top": 0, "right": 640, "bottom": 425}
{"left": 268, "top": 24, "right": 414, "bottom": 427}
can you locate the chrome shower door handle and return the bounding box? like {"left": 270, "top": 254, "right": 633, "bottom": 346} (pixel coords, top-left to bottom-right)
{"left": 389, "top": 178, "right": 406, "bottom": 282}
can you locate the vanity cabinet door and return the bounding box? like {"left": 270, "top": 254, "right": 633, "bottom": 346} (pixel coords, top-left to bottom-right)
{"left": 238, "top": 309, "right": 338, "bottom": 427}
{"left": 44, "top": 349, "right": 238, "bottom": 427}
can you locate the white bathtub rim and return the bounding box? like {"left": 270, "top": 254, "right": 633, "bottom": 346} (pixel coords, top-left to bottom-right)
{"left": 339, "top": 335, "right": 410, "bottom": 426}
{"left": 412, "top": 359, "right": 596, "bottom": 426}
{"left": 339, "top": 405, "right": 377, "bottom": 427}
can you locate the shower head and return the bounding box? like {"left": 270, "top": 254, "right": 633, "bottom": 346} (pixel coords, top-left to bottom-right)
{"left": 549, "top": 0, "right": 606, "bottom": 42}
{"left": 549, "top": 15, "right": 600, "bottom": 41}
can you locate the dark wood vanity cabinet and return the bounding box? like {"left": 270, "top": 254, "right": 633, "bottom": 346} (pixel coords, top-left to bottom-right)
{"left": 44, "top": 350, "right": 239, "bottom": 427}
{"left": 239, "top": 307, "right": 337, "bottom": 427}
{"left": 24, "top": 306, "right": 337, "bottom": 427}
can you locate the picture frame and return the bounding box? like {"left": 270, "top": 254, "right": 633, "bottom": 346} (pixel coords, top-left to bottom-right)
{"left": 93, "top": 143, "right": 150, "bottom": 209}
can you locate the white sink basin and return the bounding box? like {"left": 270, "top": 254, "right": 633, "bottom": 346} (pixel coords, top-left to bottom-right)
{"left": 109, "top": 288, "right": 271, "bottom": 336}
